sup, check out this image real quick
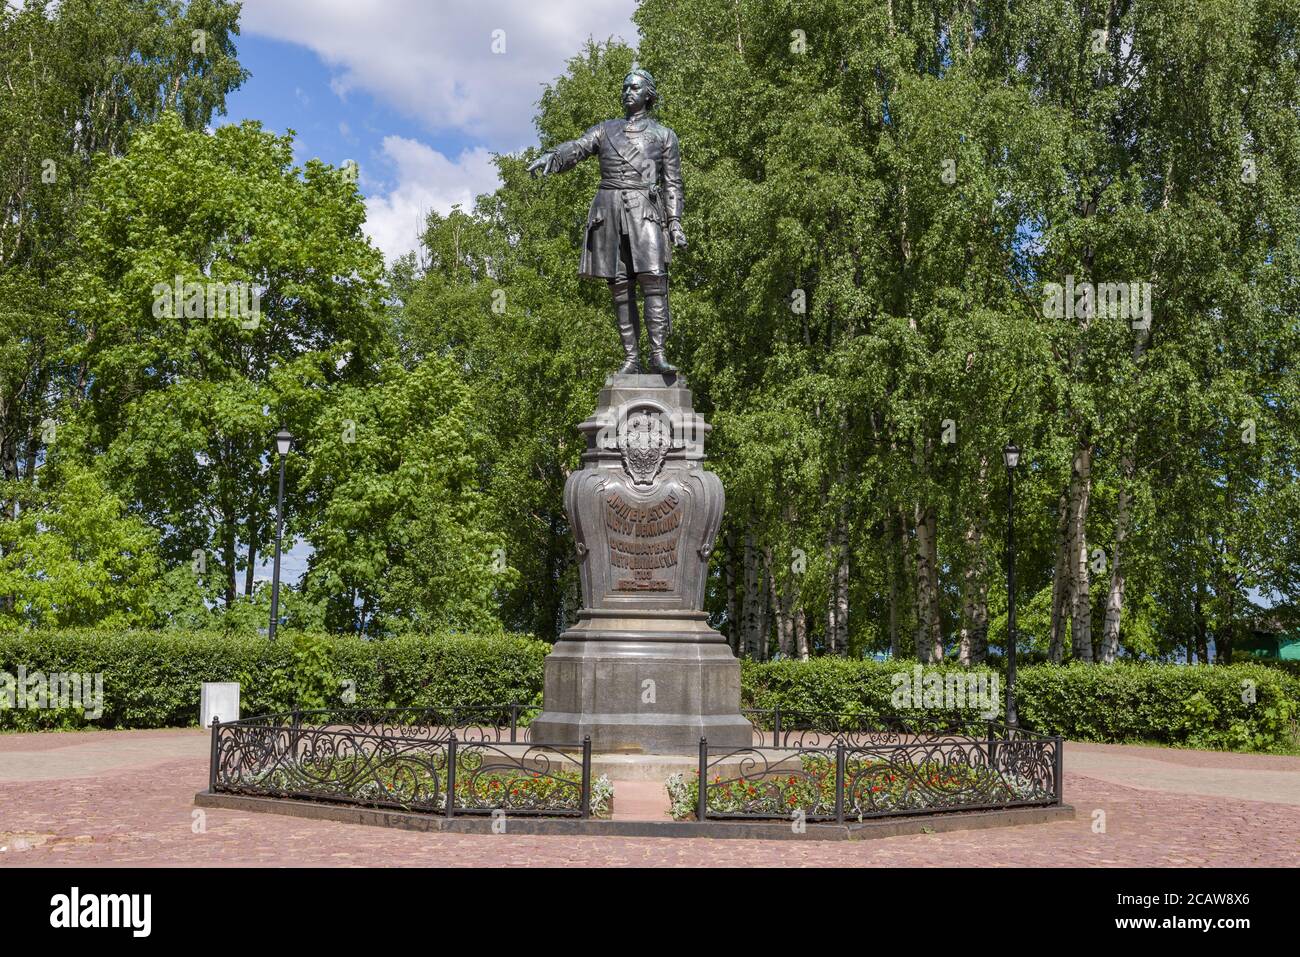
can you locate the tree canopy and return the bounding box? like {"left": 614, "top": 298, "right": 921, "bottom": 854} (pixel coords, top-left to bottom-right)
{"left": 2, "top": 0, "right": 1296, "bottom": 661}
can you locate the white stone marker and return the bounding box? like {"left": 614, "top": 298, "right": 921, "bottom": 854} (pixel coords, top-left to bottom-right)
{"left": 201, "top": 682, "right": 240, "bottom": 727}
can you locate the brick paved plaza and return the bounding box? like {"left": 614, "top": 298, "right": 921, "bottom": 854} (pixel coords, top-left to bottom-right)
{"left": 0, "top": 729, "right": 1297, "bottom": 866}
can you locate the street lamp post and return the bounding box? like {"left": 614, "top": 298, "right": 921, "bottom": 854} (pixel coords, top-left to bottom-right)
{"left": 268, "top": 428, "right": 293, "bottom": 642}
{"left": 1003, "top": 442, "right": 1021, "bottom": 727}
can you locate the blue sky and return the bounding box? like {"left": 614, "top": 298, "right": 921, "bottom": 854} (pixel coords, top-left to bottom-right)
{"left": 222, "top": 0, "right": 639, "bottom": 267}
{"left": 223, "top": 34, "right": 479, "bottom": 176}
{"left": 228, "top": 0, "right": 639, "bottom": 585}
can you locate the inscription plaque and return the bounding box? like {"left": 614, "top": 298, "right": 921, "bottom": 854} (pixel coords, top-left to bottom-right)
{"left": 607, "top": 489, "right": 681, "bottom": 591}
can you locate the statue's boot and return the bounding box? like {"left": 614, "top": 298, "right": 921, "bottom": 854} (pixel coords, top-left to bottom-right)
{"left": 610, "top": 278, "right": 642, "bottom": 374}
{"left": 639, "top": 273, "right": 677, "bottom": 374}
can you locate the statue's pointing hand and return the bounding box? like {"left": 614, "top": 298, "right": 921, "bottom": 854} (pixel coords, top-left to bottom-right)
{"left": 528, "top": 151, "right": 555, "bottom": 178}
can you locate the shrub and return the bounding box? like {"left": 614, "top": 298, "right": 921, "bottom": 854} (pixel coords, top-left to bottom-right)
{"left": 0, "top": 629, "right": 548, "bottom": 731}
{"left": 741, "top": 658, "right": 1000, "bottom": 731}
{"left": 1014, "top": 660, "right": 1300, "bottom": 751}
{"left": 2, "top": 630, "right": 1296, "bottom": 752}
{"left": 742, "top": 658, "right": 1300, "bottom": 752}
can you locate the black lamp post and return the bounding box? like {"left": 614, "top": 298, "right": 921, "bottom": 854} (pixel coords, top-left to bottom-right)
{"left": 268, "top": 427, "right": 293, "bottom": 641}
{"left": 1003, "top": 442, "right": 1021, "bottom": 726}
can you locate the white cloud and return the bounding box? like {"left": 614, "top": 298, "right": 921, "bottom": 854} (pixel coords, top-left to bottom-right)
{"left": 363, "top": 136, "right": 500, "bottom": 262}
{"left": 240, "top": 0, "right": 638, "bottom": 146}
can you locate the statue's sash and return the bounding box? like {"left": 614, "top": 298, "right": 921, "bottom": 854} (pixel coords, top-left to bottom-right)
{"left": 604, "top": 119, "right": 657, "bottom": 189}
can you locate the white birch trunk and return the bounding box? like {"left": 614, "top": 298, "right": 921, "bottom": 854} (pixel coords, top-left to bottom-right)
{"left": 1070, "top": 443, "right": 1094, "bottom": 662}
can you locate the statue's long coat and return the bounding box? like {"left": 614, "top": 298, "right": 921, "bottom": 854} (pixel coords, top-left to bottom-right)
{"left": 550, "top": 117, "right": 684, "bottom": 279}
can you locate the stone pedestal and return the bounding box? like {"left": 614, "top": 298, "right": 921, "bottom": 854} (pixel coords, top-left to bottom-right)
{"left": 531, "top": 373, "right": 751, "bottom": 753}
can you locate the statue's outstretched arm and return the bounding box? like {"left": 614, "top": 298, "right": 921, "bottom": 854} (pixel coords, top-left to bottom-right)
{"left": 528, "top": 123, "right": 603, "bottom": 177}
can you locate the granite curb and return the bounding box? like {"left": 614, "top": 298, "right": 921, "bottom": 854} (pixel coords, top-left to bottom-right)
{"left": 194, "top": 790, "right": 1075, "bottom": 841}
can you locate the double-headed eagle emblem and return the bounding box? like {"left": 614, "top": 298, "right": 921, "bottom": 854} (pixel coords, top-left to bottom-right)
{"left": 618, "top": 410, "right": 670, "bottom": 486}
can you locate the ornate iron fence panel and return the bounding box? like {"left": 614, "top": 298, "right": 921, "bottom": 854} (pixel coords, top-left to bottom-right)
{"left": 843, "top": 729, "right": 1060, "bottom": 820}
{"left": 449, "top": 740, "right": 590, "bottom": 817}
{"left": 209, "top": 708, "right": 591, "bottom": 817}
{"left": 698, "top": 742, "right": 846, "bottom": 822}
{"left": 213, "top": 720, "right": 451, "bottom": 812}
{"left": 696, "top": 725, "right": 1062, "bottom": 822}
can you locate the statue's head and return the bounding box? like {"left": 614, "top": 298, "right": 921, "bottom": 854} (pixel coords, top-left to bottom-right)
{"left": 622, "top": 67, "right": 657, "bottom": 113}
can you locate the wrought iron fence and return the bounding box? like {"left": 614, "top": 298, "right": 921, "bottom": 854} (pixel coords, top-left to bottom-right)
{"left": 698, "top": 722, "right": 1063, "bottom": 822}
{"left": 208, "top": 707, "right": 594, "bottom": 818}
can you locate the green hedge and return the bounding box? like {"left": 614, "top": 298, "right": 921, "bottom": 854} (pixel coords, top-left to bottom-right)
{"left": 0, "top": 629, "right": 548, "bottom": 731}
{"left": 3, "top": 631, "right": 1297, "bottom": 751}
{"left": 1247, "top": 658, "right": 1300, "bottom": 679}
{"left": 742, "top": 659, "right": 1300, "bottom": 752}
{"left": 741, "top": 658, "right": 1000, "bottom": 730}
{"left": 1016, "top": 661, "right": 1300, "bottom": 751}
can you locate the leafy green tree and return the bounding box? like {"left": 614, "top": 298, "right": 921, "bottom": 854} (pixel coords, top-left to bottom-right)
{"left": 394, "top": 0, "right": 1300, "bottom": 665}
{"left": 0, "top": 0, "right": 246, "bottom": 598}
{"left": 301, "top": 357, "right": 511, "bottom": 636}
{"left": 8, "top": 0, "right": 1289, "bottom": 662}
{"left": 70, "top": 113, "right": 388, "bottom": 608}
{"left": 0, "top": 458, "right": 160, "bottom": 629}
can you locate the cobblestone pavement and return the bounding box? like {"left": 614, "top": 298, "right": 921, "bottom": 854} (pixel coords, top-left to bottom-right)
{"left": 1, "top": 730, "right": 1297, "bottom": 866}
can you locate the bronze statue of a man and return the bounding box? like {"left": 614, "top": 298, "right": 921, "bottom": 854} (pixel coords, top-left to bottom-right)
{"left": 528, "top": 68, "right": 687, "bottom": 375}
